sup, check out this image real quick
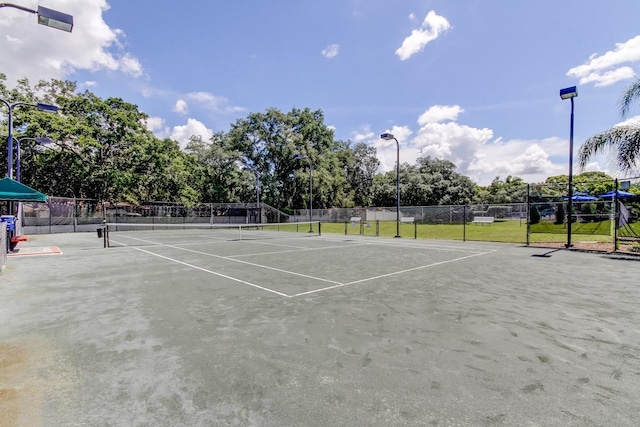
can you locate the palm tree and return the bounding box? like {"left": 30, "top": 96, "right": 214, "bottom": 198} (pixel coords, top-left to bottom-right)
{"left": 578, "top": 79, "right": 640, "bottom": 172}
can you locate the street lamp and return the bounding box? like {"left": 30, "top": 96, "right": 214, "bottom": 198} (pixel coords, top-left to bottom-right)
{"left": 560, "top": 85, "right": 578, "bottom": 248}
{"left": 1, "top": 99, "right": 58, "bottom": 180}
{"left": 0, "top": 3, "right": 74, "bottom": 32}
{"left": 293, "top": 153, "right": 313, "bottom": 231}
{"left": 15, "top": 136, "right": 52, "bottom": 182}
{"left": 380, "top": 132, "right": 401, "bottom": 238}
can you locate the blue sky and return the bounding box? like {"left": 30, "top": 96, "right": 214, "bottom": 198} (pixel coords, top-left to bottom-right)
{"left": 2, "top": 0, "right": 640, "bottom": 185}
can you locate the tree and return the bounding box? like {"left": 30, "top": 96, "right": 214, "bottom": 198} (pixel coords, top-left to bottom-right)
{"left": 475, "top": 176, "right": 527, "bottom": 204}
{"left": 579, "top": 78, "right": 640, "bottom": 173}
{"left": 371, "top": 156, "right": 476, "bottom": 207}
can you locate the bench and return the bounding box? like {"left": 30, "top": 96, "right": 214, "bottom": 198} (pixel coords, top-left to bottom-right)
{"left": 472, "top": 216, "right": 494, "bottom": 225}
{"left": 400, "top": 217, "right": 415, "bottom": 223}
{"left": 9, "top": 235, "right": 27, "bottom": 251}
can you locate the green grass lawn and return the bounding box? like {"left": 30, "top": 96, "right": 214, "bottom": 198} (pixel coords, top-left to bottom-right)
{"left": 320, "top": 219, "right": 615, "bottom": 244}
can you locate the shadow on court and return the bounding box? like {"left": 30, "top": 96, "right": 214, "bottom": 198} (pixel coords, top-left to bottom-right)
{"left": 1, "top": 232, "right": 639, "bottom": 426}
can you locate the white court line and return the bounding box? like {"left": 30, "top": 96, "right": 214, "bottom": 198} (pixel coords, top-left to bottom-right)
{"left": 288, "top": 250, "right": 495, "bottom": 298}
{"left": 131, "top": 247, "right": 290, "bottom": 297}
{"left": 319, "top": 236, "right": 489, "bottom": 253}
{"left": 111, "top": 234, "right": 344, "bottom": 286}
{"left": 110, "top": 234, "right": 496, "bottom": 298}
{"left": 227, "top": 243, "right": 370, "bottom": 258}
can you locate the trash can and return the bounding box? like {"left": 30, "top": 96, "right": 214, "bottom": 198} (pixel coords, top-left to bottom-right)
{"left": 97, "top": 227, "right": 103, "bottom": 238}
{"left": 1, "top": 215, "right": 16, "bottom": 231}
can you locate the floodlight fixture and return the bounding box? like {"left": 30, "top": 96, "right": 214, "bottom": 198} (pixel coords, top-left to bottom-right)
{"left": 0, "top": 3, "right": 73, "bottom": 32}
{"left": 559, "top": 86, "right": 578, "bottom": 100}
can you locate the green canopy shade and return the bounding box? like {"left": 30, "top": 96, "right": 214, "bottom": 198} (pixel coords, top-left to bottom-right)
{"left": 0, "top": 177, "right": 47, "bottom": 202}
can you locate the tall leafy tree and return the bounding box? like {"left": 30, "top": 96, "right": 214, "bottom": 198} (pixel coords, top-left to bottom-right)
{"left": 372, "top": 156, "right": 476, "bottom": 206}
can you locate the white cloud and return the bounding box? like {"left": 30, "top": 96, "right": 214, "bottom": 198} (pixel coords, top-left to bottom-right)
{"left": 0, "top": 0, "right": 143, "bottom": 85}
{"left": 351, "top": 125, "right": 375, "bottom": 143}
{"left": 614, "top": 114, "right": 640, "bottom": 127}
{"left": 185, "top": 91, "right": 245, "bottom": 114}
{"left": 373, "top": 126, "right": 415, "bottom": 172}
{"left": 413, "top": 121, "right": 493, "bottom": 173}
{"left": 144, "top": 116, "right": 170, "bottom": 139}
{"left": 173, "top": 99, "right": 188, "bottom": 114}
{"left": 321, "top": 44, "right": 340, "bottom": 59}
{"left": 567, "top": 35, "right": 640, "bottom": 87}
{"left": 170, "top": 118, "right": 213, "bottom": 150}
{"left": 359, "top": 109, "right": 579, "bottom": 185}
{"left": 395, "top": 11, "right": 451, "bottom": 61}
{"left": 417, "top": 105, "right": 463, "bottom": 125}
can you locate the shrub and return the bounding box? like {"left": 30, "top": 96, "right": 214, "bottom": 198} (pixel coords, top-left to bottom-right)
{"left": 555, "top": 203, "right": 565, "bottom": 225}
{"left": 529, "top": 205, "right": 540, "bottom": 224}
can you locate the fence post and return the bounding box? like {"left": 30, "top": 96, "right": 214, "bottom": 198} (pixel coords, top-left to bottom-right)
{"left": 614, "top": 179, "right": 618, "bottom": 252}
{"left": 463, "top": 205, "right": 467, "bottom": 242}
{"left": 526, "top": 184, "right": 530, "bottom": 246}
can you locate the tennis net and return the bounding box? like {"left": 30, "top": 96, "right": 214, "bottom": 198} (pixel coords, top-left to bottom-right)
{"left": 105, "top": 221, "right": 321, "bottom": 247}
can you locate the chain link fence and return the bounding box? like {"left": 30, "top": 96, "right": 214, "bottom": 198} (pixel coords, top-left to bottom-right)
{"left": 18, "top": 177, "right": 640, "bottom": 251}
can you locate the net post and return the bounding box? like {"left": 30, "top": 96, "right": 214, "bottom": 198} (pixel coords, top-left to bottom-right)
{"left": 318, "top": 221, "right": 321, "bottom": 236}
{"left": 344, "top": 220, "right": 347, "bottom": 235}
{"left": 376, "top": 220, "right": 379, "bottom": 237}
{"left": 414, "top": 219, "right": 417, "bottom": 239}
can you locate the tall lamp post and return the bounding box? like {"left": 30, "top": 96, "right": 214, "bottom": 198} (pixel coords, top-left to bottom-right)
{"left": 560, "top": 86, "right": 578, "bottom": 248}
{"left": 380, "top": 132, "right": 401, "bottom": 238}
{"left": 15, "top": 136, "right": 52, "bottom": 182}
{"left": 0, "top": 3, "right": 74, "bottom": 32}
{"left": 293, "top": 154, "right": 313, "bottom": 232}
{"left": 1, "top": 99, "right": 58, "bottom": 180}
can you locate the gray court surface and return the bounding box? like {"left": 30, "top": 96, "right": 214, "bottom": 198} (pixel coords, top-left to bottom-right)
{"left": 1, "top": 230, "right": 639, "bottom": 426}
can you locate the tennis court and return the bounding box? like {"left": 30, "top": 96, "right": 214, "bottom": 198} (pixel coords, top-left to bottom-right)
{"left": 1, "top": 228, "right": 639, "bottom": 426}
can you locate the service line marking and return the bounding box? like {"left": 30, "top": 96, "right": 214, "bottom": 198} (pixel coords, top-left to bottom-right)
{"left": 132, "top": 247, "right": 290, "bottom": 297}
{"left": 288, "top": 250, "right": 494, "bottom": 298}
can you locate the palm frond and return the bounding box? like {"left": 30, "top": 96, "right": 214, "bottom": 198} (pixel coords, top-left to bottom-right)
{"left": 619, "top": 78, "right": 640, "bottom": 117}
{"left": 578, "top": 125, "right": 640, "bottom": 171}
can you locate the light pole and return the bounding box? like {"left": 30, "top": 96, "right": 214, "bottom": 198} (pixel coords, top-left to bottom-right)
{"left": 243, "top": 167, "right": 260, "bottom": 205}
{"left": 1, "top": 99, "right": 58, "bottom": 180}
{"left": 0, "top": 3, "right": 74, "bottom": 32}
{"left": 293, "top": 153, "right": 313, "bottom": 231}
{"left": 380, "top": 132, "right": 401, "bottom": 238}
{"left": 15, "top": 136, "right": 52, "bottom": 182}
{"left": 560, "top": 86, "right": 578, "bottom": 248}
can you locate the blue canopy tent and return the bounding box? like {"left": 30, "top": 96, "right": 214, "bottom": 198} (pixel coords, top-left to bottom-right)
{"left": 597, "top": 190, "right": 636, "bottom": 200}
{"left": 562, "top": 194, "right": 597, "bottom": 201}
